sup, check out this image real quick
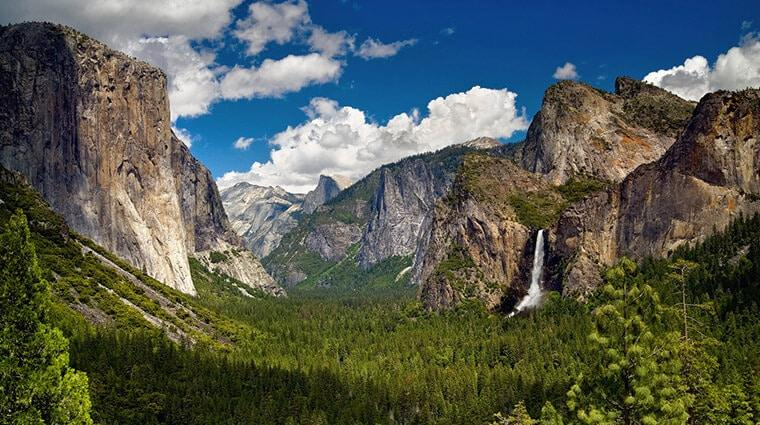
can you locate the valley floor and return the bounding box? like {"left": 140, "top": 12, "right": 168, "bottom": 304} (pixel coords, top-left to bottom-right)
{"left": 3, "top": 172, "right": 760, "bottom": 424}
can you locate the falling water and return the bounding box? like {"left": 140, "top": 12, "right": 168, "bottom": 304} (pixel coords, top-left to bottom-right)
{"left": 510, "top": 229, "right": 545, "bottom": 316}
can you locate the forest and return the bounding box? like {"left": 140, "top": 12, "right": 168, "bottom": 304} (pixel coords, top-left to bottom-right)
{"left": 2, "top": 202, "right": 760, "bottom": 424}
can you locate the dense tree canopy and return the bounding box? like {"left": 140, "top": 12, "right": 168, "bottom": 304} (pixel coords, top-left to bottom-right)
{"left": 0, "top": 212, "right": 92, "bottom": 424}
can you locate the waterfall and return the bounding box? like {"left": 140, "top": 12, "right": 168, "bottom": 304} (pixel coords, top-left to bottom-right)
{"left": 510, "top": 229, "right": 545, "bottom": 316}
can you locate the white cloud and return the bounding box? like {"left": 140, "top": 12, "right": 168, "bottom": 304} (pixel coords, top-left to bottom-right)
{"left": 643, "top": 34, "right": 760, "bottom": 101}
{"left": 742, "top": 20, "right": 753, "bottom": 31}
{"left": 220, "top": 53, "right": 342, "bottom": 100}
{"left": 217, "top": 86, "right": 529, "bottom": 193}
{"left": 356, "top": 37, "right": 418, "bottom": 59}
{"left": 233, "top": 137, "right": 255, "bottom": 150}
{"left": 441, "top": 27, "right": 455, "bottom": 36}
{"left": 308, "top": 26, "right": 354, "bottom": 57}
{"left": 0, "top": 0, "right": 241, "bottom": 42}
{"left": 553, "top": 62, "right": 579, "bottom": 80}
{"left": 122, "top": 36, "right": 220, "bottom": 120}
{"left": 234, "top": 0, "right": 310, "bottom": 56}
{"left": 172, "top": 126, "right": 195, "bottom": 148}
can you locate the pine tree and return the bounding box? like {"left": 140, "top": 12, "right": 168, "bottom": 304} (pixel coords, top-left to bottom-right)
{"left": 0, "top": 211, "right": 93, "bottom": 424}
{"left": 492, "top": 401, "right": 536, "bottom": 425}
{"left": 666, "top": 259, "right": 721, "bottom": 425}
{"left": 539, "top": 401, "right": 564, "bottom": 425}
{"left": 566, "top": 258, "right": 689, "bottom": 425}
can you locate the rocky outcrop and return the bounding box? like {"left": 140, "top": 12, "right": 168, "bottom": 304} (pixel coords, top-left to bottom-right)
{"left": 415, "top": 154, "right": 557, "bottom": 310}
{"left": 302, "top": 175, "right": 351, "bottom": 214}
{"left": 512, "top": 77, "right": 695, "bottom": 184}
{"left": 556, "top": 89, "right": 760, "bottom": 298}
{"left": 195, "top": 249, "right": 283, "bottom": 296}
{"left": 221, "top": 182, "right": 304, "bottom": 258}
{"left": 306, "top": 222, "right": 363, "bottom": 262}
{"left": 172, "top": 137, "right": 241, "bottom": 252}
{"left": 357, "top": 157, "right": 453, "bottom": 269}
{"left": 0, "top": 23, "right": 278, "bottom": 296}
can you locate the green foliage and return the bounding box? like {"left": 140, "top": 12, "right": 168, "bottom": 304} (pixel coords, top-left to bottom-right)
{"left": 507, "top": 192, "right": 565, "bottom": 229}
{"left": 567, "top": 258, "right": 689, "bottom": 425}
{"left": 455, "top": 154, "right": 609, "bottom": 230}
{"left": 492, "top": 401, "right": 536, "bottom": 425}
{"left": 208, "top": 250, "right": 229, "bottom": 263}
{"left": 0, "top": 211, "right": 93, "bottom": 424}
{"left": 2, "top": 166, "right": 759, "bottom": 424}
{"left": 556, "top": 176, "right": 609, "bottom": 204}
{"left": 618, "top": 85, "right": 695, "bottom": 139}
{"left": 297, "top": 244, "right": 413, "bottom": 290}
{"left": 65, "top": 290, "right": 592, "bottom": 424}
{"left": 539, "top": 402, "right": 564, "bottom": 425}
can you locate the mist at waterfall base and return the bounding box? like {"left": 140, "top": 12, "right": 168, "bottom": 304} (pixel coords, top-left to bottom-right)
{"left": 509, "top": 229, "right": 545, "bottom": 317}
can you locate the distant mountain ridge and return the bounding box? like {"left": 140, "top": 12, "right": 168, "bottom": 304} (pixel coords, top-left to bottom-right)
{"left": 261, "top": 139, "right": 502, "bottom": 288}
{"left": 221, "top": 175, "right": 350, "bottom": 258}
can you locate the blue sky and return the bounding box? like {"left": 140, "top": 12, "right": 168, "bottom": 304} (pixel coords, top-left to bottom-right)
{"left": 3, "top": 0, "right": 760, "bottom": 192}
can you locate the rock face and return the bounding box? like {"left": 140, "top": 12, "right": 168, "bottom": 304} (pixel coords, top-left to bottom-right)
{"left": 512, "top": 77, "right": 695, "bottom": 184}
{"left": 556, "top": 89, "right": 760, "bottom": 298}
{"left": 302, "top": 175, "right": 351, "bottom": 214}
{"left": 416, "top": 81, "right": 751, "bottom": 311}
{"left": 0, "top": 23, "right": 278, "bottom": 295}
{"left": 171, "top": 138, "right": 241, "bottom": 253}
{"left": 264, "top": 140, "right": 498, "bottom": 287}
{"left": 357, "top": 158, "right": 453, "bottom": 269}
{"left": 221, "top": 182, "right": 304, "bottom": 258}
{"left": 415, "top": 155, "right": 550, "bottom": 310}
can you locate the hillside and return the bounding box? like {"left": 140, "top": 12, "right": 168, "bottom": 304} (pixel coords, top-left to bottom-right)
{"left": 262, "top": 140, "right": 500, "bottom": 288}
{"left": 0, "top": 166, "right": 270, "bottom": 346}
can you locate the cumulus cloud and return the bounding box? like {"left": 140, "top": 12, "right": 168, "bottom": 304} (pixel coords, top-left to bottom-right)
{"left": 553, "top": 62, "right": 579, "bottom": 80}
{"left": 441, "top": 27, "right": 455, "bottom": 36}
{"left": 234, "top": 0, "right": 310, "bottom": 56}
{"left": 233, "top": 137, "right": 255, "bottom": 150}
{"left": 217, "top": 86, "right": 529, "bottom": 193}
{"left": 643, "top": 34, "right": 760, "bottom": 101}
{"left": 308, "top": 26, "right": 355, "bottom": 57}
{"left": 220, "top": 53, "right": 342, "bottom": 100}
{"left": 172, "top": 126, "right": 195, "bottom": 148}
{"left": 356, "top": 37, "right": 418, "bottom": 59}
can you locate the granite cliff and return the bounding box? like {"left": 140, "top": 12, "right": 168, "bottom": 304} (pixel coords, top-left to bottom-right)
{"left": 509, "top": 77, "right": 695, "bottom": 184}
{"left": 555, "top": 88, "right": 760, "bottom": 298}
{"left": 0, "top": 22, "right": 277, "bottom": 296}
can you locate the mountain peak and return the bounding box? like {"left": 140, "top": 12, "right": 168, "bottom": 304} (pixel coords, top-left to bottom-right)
{"left": 460, "top": 137, "right": 501, "bottom": 150}
{"left": 318, "top": 174, "right": 352, "bottom": 190}
{"left": 303, "top": 175, "right": 349, "bottom": 214}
